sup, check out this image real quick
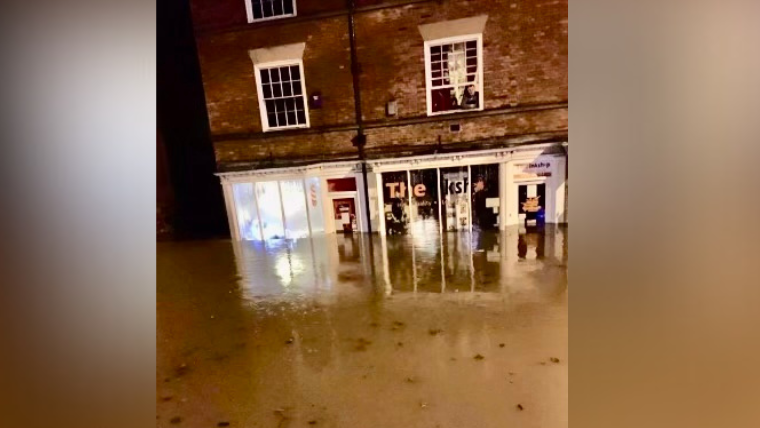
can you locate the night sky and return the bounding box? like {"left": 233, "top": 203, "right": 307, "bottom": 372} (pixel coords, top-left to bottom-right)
{"left": 158, "top": 0, "right": 228, "bottom": 238}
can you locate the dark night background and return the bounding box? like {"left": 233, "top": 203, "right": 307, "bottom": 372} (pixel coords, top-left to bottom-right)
{"left": 158, "top": 0, "right": 228, "bottom": 239}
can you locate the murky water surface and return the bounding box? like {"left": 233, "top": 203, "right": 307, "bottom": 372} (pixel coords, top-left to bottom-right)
{"left": 158, "top": 227, "right": 567, "bottom": 427}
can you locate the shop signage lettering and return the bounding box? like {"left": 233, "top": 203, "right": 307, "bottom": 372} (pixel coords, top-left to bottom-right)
{"left": 386, "top": 182, "right": 428, "bottom": 198}
{"left": 386, "top": 182, "right": 407, "bottom": 198}
{"left": 514, "top": 160, "right": 552, "bottom": 180}
{"left": 445, "top": 177, "right": 469, "bottom": 194}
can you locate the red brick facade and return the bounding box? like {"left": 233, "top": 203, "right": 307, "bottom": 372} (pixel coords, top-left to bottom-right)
{"left": 192, "top": 0, "right": 567, "bottom": 171}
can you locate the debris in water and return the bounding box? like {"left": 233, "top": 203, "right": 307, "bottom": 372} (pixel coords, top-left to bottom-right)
{"left": 499, "top": 343, "right": 505, "bottom": 348}
{"left": 540, "top": 362, "right": 547, "bottom": 365}
{"left": 217, "top": 422, "right": 230, "bottom": 427}
{"left": 474, "top": 354, "right": 485, "bottom": 360}
{"left": 406, "top": 376, "right": 417, "bottom": 383}
{"left": 517, "top": 404, "right": 524, "bottom": 411}
{"left": 450, "top": 357, "right": 457, "bottom": 361}
{"left": 355, "top": 338, "right": 372, "bottom": 351}
{"left": 550, "top": 357, "right": 560, "bottom": 363}
{"left": 285, "top": 338, "right": 294, "bottom": 345}
{"left": 420, "top": 402, "right": 428, "bottom": 409}
{"left": 174, "top": 364, "right": 190, "bottom": 377}
{"left": 161, "top": 396, "right": 173, "bottom": 402}
{"left": 210, "top": 315, "right": 215, "bottom": 319}
{"left": 170, "top": 416, "right": 182, "bottom": 424}
{"left": 397, "top": 341, "right": 404, "bottom": 347}
{"left": 428, "top": 328, "right": 443, "bottom": 336}
{"left": 392, "top": 321, "right": 406, "bottom": 330}
{"left": 308, "top": 421, "right": 317, "bottom": 425}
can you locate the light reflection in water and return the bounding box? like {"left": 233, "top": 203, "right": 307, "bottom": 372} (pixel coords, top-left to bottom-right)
{"left": 231, "top": 225, "right": 567, "bottom": 300}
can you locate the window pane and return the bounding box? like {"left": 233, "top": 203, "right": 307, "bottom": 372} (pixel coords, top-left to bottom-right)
{"left": 296, "top": 110, "right": 306, "bottom": 124}
{"left": 272, "top": 83, "right": 282, "bottom": 97}
{"left": 295, "top": 97, "right": 304, "bottom": 110}
{"left": 277, "top": 112, "right": 286, "bottom": 126}
{"left": 264, "top": 0, "right": 274, "bottom": 17}
{"left": 260, "top": 69, "right": 270, "bottom": 83}
{"left": 256, "top": 181, "right": 285, "bottom": 240}
{"left": 292, "top": 81, "right": 302, "bottom": 96}
{"left": 280, "top": 67, "right": 290, "bottom": 81}
{"left": 265, "top": 100, "right": 276, "bottom": 114}
{"left": 430, "top": 45, "right": 441, "bottom": 55}
{"left": 253, "top": 1, "right": 263, "bottom": 19}
{"left": 305, "top": 177, "right": 324, "bottom": 233}
{"left": 286, "top": 111, "right": 296, "bottom": 125}
{"left": 466, "top": 56, "right": 477, "bottom": 67}
{"left": 273, "top": 0, "right": 284, "bottom": 16}
{"left": 267, "top": 112, "right": 277, "bottom": 128}
{"left": 431, "top": 53, "right": 441, "bottom": 62}
{"left": 280, "top": 180, "right": 309, "bottom": 239}
{"left": 466, "top": 40, "right": 476, "bottom": 50}
{"left": 282, "top": 82, "right": 292, "bottom": 96}
{"left": 270, "top": 68, "right": 280, "bottom": 82}
{"left": 233, "top": 183, "right": 261, "bottom": 241}
{"left": 284, "top": 0, "right": 295, "bottom": 14}
{"left": 274, "top": 99, "right": 286, "bottom": 112}
{"left": 284, "top": 98, "right": 295, "bottom": 111}
{"left": 290, "top": 65, "right": 300, "bottom": 80}
{"left": 432, "top": 79, "right": 443, "bottom": 87}
{"left": 262, "top": 84, "right": 272, "bottom": 99}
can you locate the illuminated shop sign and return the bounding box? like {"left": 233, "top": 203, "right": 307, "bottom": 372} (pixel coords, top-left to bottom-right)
{"left": 385, "top": 182, "right": 428, "bottom": 198}
{"left": 514, "top": 160, "right": 552, "bottom": 180}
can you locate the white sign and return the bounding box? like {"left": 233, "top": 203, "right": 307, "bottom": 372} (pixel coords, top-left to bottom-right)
{"left": 514, "top": 160, "right": 552, "bottom": 180}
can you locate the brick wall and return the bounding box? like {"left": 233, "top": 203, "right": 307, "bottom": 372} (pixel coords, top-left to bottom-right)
{"left": 196, "top": 15, "right": 355, "bottom": 134}
{"left": 191, "top": 0, "right": 347, "bottom": 32}
{"left": 194, "top": 0, "right": 567, "bottom": 170}
{"left": 355, "top": 0, "right": 568, "bottom": 121}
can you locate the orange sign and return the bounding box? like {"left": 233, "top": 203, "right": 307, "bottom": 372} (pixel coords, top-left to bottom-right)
{"left": 521, "top": 196, "right": 542, "bottom": 213}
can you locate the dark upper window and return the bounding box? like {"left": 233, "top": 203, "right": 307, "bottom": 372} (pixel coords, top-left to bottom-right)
{"left": 246, "top": 0, "right": 296, "bottom": 23}
{"left": 255, "top": 62, "right": 309, "bottom": 131}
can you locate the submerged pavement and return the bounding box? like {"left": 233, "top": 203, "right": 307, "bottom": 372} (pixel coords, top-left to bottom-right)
{"left": 157, "top": 226, "right": 567, "bottom": 427}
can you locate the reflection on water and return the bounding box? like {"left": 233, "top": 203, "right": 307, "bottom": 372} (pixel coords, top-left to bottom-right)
{"left": 157, "top": 226, "right": 567, "bottom": 428}
{"left": 231, "top": 225, "right": 567, "bottom": 300}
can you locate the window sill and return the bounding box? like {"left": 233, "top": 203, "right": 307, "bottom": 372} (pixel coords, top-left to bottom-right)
{"left": 262, "top": 124, "right": 310, "bottom": 132}
{"left": 247, "top": 13, "right": 297, "bottom": 24}
{"left": 427, "top": 106, "right": 484, "bottom": 117}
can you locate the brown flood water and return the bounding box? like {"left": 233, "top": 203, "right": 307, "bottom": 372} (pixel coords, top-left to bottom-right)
{"left": 157, "top": 226, "right": 567, "bottom": 428}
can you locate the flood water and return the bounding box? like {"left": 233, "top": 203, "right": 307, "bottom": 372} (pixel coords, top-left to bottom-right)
{"left": 157, "top": 226, "right": 567, "bottom": 427}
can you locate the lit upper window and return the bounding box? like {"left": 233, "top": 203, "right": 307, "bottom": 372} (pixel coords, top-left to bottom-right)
{"left": 424, "top": 35, "right": 483, "bottom": 115}
{"left": 245, "top": 0, "right": 297, "bottom": 23}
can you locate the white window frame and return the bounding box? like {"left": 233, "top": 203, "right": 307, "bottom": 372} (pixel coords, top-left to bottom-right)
{"left": 245, "top": 0, "right": 297, "bottom": 24}
{"left": 424, "top": 33, "right": 484, "bottom": 117}
{"left": 253, "top": 59, "right": 310, "bottom": 132}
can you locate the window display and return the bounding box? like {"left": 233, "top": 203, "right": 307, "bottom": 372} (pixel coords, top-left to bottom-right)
{"left": 280, "top": 180, "right": 310, "bottom": 239}
{"left": 440, "top": 167, "right": 469, "bottom": 232}
{"left": 409, "top": 168, "right": 440, "bottom": 231}
{"left": 470, "top": 164, "right": 500, "bottom": 231}
{"left": 305, "top": 177, "right": 324, "bottom": 233}
{"left": 382, "top": 171, "right": 410, "bottom": 235}
{"left": 256, "top": 181, "right": 286, "bottom": 240}
{"left": 233, "top": 182, "right": 261, "bottom": 241}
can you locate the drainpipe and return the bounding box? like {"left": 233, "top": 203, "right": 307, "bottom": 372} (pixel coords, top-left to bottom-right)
{"left": 347, "top": 0, "right": 372, "bottom": 234}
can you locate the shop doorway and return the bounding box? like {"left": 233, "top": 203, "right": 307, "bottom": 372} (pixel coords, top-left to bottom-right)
{"left": 518, "top": 183, "right": 546, "bottom": 228}
{"left": 332, "top": 198, "right": 357, "bottom": 233}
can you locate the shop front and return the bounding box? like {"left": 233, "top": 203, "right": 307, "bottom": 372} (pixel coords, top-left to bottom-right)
{"left": 218, "top": 144, "right": 566, "bottom": 241}
{"left": 217, "top": 161, "right": 369, "bottom": 242}
{"left": 369, "top": 143, "right": 567, "bottom": 236}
